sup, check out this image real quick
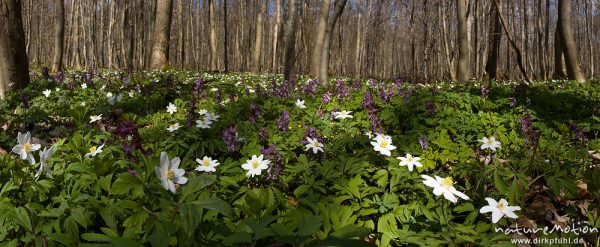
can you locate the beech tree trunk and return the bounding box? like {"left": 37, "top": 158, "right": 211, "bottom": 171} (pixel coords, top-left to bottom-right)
{"left": 485, "top": 1, "right": 502, "bottom": 79}
{"left": 457, "top": 0, "right": 471, "bottom": 82}
{"left": 251, "top": 0, "right": 267, "bottom": 73}
{"left": 209, "top": 0, "right": 218, "bottom": 70}
{"left": 0, "top": 0, "right": 30, "bottom": 98}
{"left": 149, "top": 0, "right": 173, "bottom": 70}
{"left": 310, "top": 0, "right": 330, "bottom": 78}
{"left": 319, "top": 0, "right": 347, "bottom": 85}
{"left": 51, "top": 0, "right": 64, "bottom": 72}
{"left": 282, "top": 0, "right": 299, "bottom": 80}
{"left": 558, "top": 0, "right": 586, "bottom": 82}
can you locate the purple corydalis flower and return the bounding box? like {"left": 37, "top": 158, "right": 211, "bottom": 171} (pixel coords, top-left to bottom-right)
{"left": 115, "top": 121, "right": 139, "bottom": 139}
{"left": 55, "top": 71, "right": 64, "bottom": 83}
{"left": 300, "top": 127, "right": 323, "bottom": 145}
{"left": 277, "top": 110, "right": 290, "bottom": 133}
{"left": 335, "top": 80, "right": 350, "bottom": 99}
{"left": 260, "top": 145, "right": 283, "bottom": 165}
{"left": 258, "top": 128, "right": 269, "bottom": 143}
{"left": 249, "top": 103, "right": 261, "bottom": 123}
{"left": 303, "top": 80, "right": 318, "bottom": 96}
{"left": 21, "top": 93, "right": 30, "bottom": 108}
{"left": 571, "top": 123, "right": 588, "bottom": 146}
{"left": 425, "top": 101, "right": 437, "bottom": 114}
{"left": 394, "top": 79, "right": 403, "bottom": 91}
{"left": 127, "top": 168, "right": 137, "bottom": 176}
{"left": 165, "top": 74, "right": 173, "bottom": 89}
{"left": 222, "top": 126, "right": 240, "bottom": 153}
{"left": 481, "top": 86, "right": 489, "bottom": 100}
{"left": 352, "top": 80, "right": 362, "bottom": 91}
{"left": 520, "top": 114, "right": 540, "bottom": 146}
{"left": 41, "top": 67, "right": 50, "bottom": 80}
{"left": 323, "top": 91, "right": 332, "bottom": 104}
{"left": 419, "top": 136, "right": 429, "bottom": 150}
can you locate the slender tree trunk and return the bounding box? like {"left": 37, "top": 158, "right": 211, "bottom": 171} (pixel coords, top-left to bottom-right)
{"left": 51, "top": 0, "right": 65, "bottom": 72}
{"left": 224, "top": 0, "right": 228, "bottom": 72}
{"left": 251, "top": 0, "right": 267, "bottom": 73}
{"left": 558, "top": 0, "right": 585, "bottom": 82}
{"left": 554, "top": 24, "right": 567, "bottom": 79}
{"left": 272, "top": 0, "right": 281, "bottom": 73}
{"left": 355, "top": 1, "right": 363, "bottom": 77}
{"left": 310, "top": 0, "right": 330, "bottom": 78}
{"left": 0, "top": 0, "right": 30, "bottom": 98}
{"left": 536, "top": 0, "right": 546, "bottom": 79}
{"left": 149, "top": 0, "right": 173, "bottom": 70}
{"left": 319, "top": 0, "right": 347, "bottom": 85}
{"left": 178, "top": 0, "right": 185, "bottom": 69}
{"left": 441, "top": 1, "right": 457, "bottom": 81}
{"left": 494, "top": 0, "right": 531, "bottom": 82}
{"left": 457, "top": 0, "right": 471, "bottom": 82}
{"left": 584, "top": 0, "right": 593, "bottom": 76}
{"left": 282, "top": 0, "right": 299, "bottom": 80}
{"left": 485, "top": 1, "right": 501, "bottom": 79}
{"left": 209, "top": 0, "right": 218, "bottom": 70}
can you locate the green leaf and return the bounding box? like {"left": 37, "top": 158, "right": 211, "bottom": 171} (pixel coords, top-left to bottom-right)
{"left": 493, "top": 171, "right": 509, "bottom": 195}
{"left": 14, "top": 207, "right": 33, "bottom": 234}
{"left": 224, "top": 232, "right": 252, "bottom": 244}
{"left": 179, "top": 174, "right": 217, "bottom": 202}
{"left": 180, "top": 202, "right": 201, "bottom": 236}
{"left": 189, "top": 198, "right": 234, "bottom": 218}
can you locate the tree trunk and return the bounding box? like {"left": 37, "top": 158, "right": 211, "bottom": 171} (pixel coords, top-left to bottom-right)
{"left": 282, "top": 0, "right": 299, "bottom": 80}
{"left": 209, "top": 0, "right": 218, "bottom": 70}
{"left": 457, "top": 0, "right": 471, "bottom": 82}
{"left": 485, "top": 1, "right": 501, "bottom": 79}
{"left": 149, "top": 0, "right": 173, "bottom": 70}
{"left": 251, "top": 0, "right": 267, "bottom": 73}
{"left": 536, "top": 0, "right": 546, "bottom": 79}
{"left": 494, "top": 0, "right": 531, "bottom": 82}
{"left": 319, "top": 0, "right": 347, "bottom": 85}
{"left": 51, "top": 0, "right": 65, "bottom": 72}
{"left": 310, "top": 0, "right": 330, "bottom": 78}
{"left": 558, "top": 0, "right": 586, "bottom": 82}
{"left": 0, "top": 0, "right": 30, "bottom": 98}
{"left": 272, "top": 0, "right": 281, "bottom": 73}
{"left": 223, "top": 0, "right": 228, "bottom": 72}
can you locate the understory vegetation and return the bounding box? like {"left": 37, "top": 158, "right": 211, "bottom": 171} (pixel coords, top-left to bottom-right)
{"left": 0, "top": 70, "right": 599, "bottom": 246}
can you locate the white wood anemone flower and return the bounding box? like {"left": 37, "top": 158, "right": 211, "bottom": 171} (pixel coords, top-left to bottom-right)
{"left": 155, "top": 152, "right": 188, "bottom": 193}
{"left": 195, "top": 118, "right": 213, "bottom": 129}
{"left": 478, "top": 136, "right": 501, "bottom": 151}
{"left": 89, "top": 114, "right": 102, "bottom": 123}
{"left": 370, "top": 134, "right": 396, "bottom": 156}
{"left": 167, "top": 123, "right": 180, "bottom": 132}
{"left": 397, "top": 153, "right": 422, "bottom": 172}
{"left": 166, "top": 103, "right": 177, "bottom": 115}
{"left": 36, "top": 145, "right": 56, "bottom": 178}
{"left": 421, "top": 175, "right": 470, "bottom": 203}
{"left": 295, "top": 99, "right": 306, "bottom": 109}
{"left": 304, "top": 137, "right": 324, "bottom": 154}
{"left": 43, "top": 89, "right": 51, "bottom": 97}
{"left": 241, "top": 154, "right": 271, "bottom": 178}
{"left": 12, "top": 132, "right": 41, "bottom": 164}
{"left": 479, "top": 198, "right": 521, "bottom": 223}
{"left": 204, "top": 112, "right": 219, "bottom": 121}
{"left": 84, "top": 144, "right": 105, "bottom": 158}
{"left": 333, "top": 110, "right": 353, "bottom": 119}
{"left": 195, "top": 156, "right": 220, "bottom": 172}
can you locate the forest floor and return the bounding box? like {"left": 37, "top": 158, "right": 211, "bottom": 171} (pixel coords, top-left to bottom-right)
{"left": 0, "top": 70, "right": 599, "bottom": 246}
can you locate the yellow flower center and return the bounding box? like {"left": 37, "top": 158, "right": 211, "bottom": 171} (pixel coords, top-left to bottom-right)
{"left": 313, "top": 141, "right": 320, "bottom": 146}
{"left": 166, "top": 169, "right": 174, "bottom": 179}
{"left": 89, "top": 146, "right": 97, "bottom": 153}
{"left": 251, "top": 160, "right": 260, "bottom": 169}
{"left": 379, "top": 140, "right": 389, "bottom": 149}
{"left": 170, "top": 124, "right": 177, "bottom": 128}
{"left": 441, "top": 177, "right": 454, "bottom": 188}
{"left": 497, "top": 201, "right": 506, "bottom": 210}
{"left": 23, "top": 143, "right": 32, "bottom": 153}
{"left": 486, "top": 139, "right": 493, "bottom": 145}
{"left": 203, "top": 160, "right": 211, "bottom": 166}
